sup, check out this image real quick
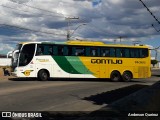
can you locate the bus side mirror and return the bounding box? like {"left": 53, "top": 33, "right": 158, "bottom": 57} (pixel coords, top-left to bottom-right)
{"left": 13, "top": 50, "right": 19, "bottom": 60}
{"left": 7, "top": 51, "right": 13, "bottom": 58}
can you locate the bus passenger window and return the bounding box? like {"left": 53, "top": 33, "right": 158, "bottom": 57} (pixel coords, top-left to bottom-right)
{"left": 121, "top": 49, "right": 125, "bottom": 57}
{"left": 37, "top": 46, "right": 44, "bottom": 55}
{"left": 134, "top": 49, "right": 139, "bottom": 58}
{"left": 130, "top": 49, "right": 140, "bottom": 58}
{"left": 90, "top": 48, "right": 98, "bottom": 57}
{"left": 53, "top": 46, "right": 58, "bottom": 55}
{"left": 101, "top": 48, "right": 110, "bottom": 57}
{"left": 124, "top": 49, "right": 130, "bottom": 57}
{"left": 116, "top": 48, "right": 121, "bottom": 57}
{"left": 67, "top": 46, "right": 72, "bottom": 56}
{"left": 48, "top": 47, "right": 53, "bottom": 55}
{"left": 91, "top": 50, "right": 96, "bottom": 56}
{"left": 58, "top": 46, "right": 64, "bottom": 56}
{"left": 140, "top": 49, "right": 148, "bottom": 58}
{"left": 110, "top": 48, "right": 115, "bottom": 57}
{"left": 74, "top": 47, "right": 85, "bottom": 56}
{"left": 130, "top": 49, "right": 134, "bottom": 58}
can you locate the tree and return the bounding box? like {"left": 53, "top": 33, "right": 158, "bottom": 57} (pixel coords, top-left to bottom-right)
{"left": 151, "top": 60, "right": 158, "bottom": 67}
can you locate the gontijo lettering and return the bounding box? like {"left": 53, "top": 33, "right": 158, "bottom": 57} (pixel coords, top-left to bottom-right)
{"left": 91, "top": 59, "right": 123, "bottom": 64}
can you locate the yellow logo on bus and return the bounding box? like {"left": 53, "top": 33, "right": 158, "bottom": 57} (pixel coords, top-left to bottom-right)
{"left": 22, "top": 70, "right": 33, "bottom": 76}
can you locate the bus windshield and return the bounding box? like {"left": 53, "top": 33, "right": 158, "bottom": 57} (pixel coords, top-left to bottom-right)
{"left": 19, "top": 44, "right": 35, "bottom": 66}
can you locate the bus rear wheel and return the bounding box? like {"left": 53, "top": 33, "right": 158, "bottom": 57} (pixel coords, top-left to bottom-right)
{"left": 110, "top": 71, "right": 121, "bottom": 82}
{"left": 122, "top": 71, "right": 132, "bottom": 82}
{"left": 38, "top": 70, "right": 49, "bottom": 81}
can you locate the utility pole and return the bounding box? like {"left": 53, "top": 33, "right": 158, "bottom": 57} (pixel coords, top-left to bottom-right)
{"left": 65, "top": 17, "right": 79, "bottom": 40}
{"left": 119, "top": 36, "right": 122, "bottom": 43}
{"left": 155, "top": 46, "right": 160, "bottom": 60}
{"left": 118, "top": 36, "right": 127, "bottom": 44}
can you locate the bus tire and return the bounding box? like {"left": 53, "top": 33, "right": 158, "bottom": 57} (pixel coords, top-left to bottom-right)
{"left": 110, "top": 71, "right": 121, "bottom": 82}
{"left": 122, "top": 71, "right": 132, "bottom": 82}
{"left": 38, "top": 70, "right": 49, "bottom": 81}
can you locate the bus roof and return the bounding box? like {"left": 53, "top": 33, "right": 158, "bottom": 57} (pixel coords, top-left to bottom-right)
{"left": 19, "top": 40, "right": 149, "bottom": 48}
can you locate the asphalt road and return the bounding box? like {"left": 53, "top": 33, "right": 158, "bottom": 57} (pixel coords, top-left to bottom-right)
{"left": 0, "top": 69, "right": 160, "bottom": 112}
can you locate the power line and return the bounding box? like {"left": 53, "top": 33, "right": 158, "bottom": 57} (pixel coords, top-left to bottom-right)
{"left": 152, "top": 24, "right": 160, "bottom": 32}
{"left": 139, "top": 0, "right": 160, "bottom": 24}
{"left": 0, "top": 4, "right": 61, "bottom": 18}
{"left": 3, "top": 1, "right": 118, "bottom": 39}
{"left": 0, "top": 4, "right": 67, "bottom": 37}
{"left": 79, "top": 17, "right": 108, "bottom": 35}
{"left": 8, "top": 0, "right": 66, "bottom": 18}
{"left": 0, "top": 4, "right": 68, "bottom": 36}
{"left": 9, "top": 0, "right": 111, "bottom": 36}
{"left": 0, "top": 23, "right": 66, "bottom": 36}
{"left": 65, "top": 17, "right": 79, "bottom": 40}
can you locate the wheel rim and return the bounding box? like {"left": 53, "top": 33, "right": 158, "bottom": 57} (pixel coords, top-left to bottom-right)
{"left": 42, "top": 72, "right": 48, "bottom": 80}
{"left": 123, "top": 72, "right": 132, "bottom": 81}
{"left": 112, "top": 73, "right": 119, "bottom": 81}
{"left": 124, "top": 74, "right": 130, "bottom": 80}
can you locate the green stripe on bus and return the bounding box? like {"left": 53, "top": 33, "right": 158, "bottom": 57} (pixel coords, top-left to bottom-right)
{"left": 52, "top": 56, "right": 80, "bottom": 74}
{"left": 65, "top": 56, "right": 92, "bottom": 74}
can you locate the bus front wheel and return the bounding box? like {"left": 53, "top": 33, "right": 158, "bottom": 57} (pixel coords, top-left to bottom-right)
{"left": 122, "top": 71, "right": 132, "bottom": 82}
{"left": 38, "top": 70, "right": 49, "bottom": 81}
{"left": 110, "top": 71, "right": 121, "bottom": 82}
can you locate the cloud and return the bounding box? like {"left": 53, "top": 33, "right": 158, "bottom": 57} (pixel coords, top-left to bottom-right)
{"left": 0, "top": 43, "right": 14, "bottom": 54}
{"left": 0, "top": 0, "right": 160, "bottom": 54}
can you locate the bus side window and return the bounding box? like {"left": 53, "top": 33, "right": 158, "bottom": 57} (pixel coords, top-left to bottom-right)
{"left": 91, "top": 49, "right": 96, "bottom": 56}
{"left": 63, "top": 46, "right": 69, "bottom": 56}
{"left": 130, "top": 49, "right": 140, "bottom": 58}
{"left": 86, "top": 47, "right": 90, "bottom": 56}
{"left": 36, "top": 45, "right": 44, "bottom": 55}
{"left": 73, "top": 47, "right": 85, "bottom": 56}
{"left": 134, "top": 49, "right": 140, "bottom": 58}
{"left": 57, "top": 46, "right": 64, "bottom": 56}
{"left": 116, "top": 48, "right": 121, "bottom": 57}
{"left": 110, "top": 48, "right": 115, "bottom": 57}
{"left": 116, "top": 48, "right": 129, "bottom": 58}
{"left": 101, "top": 48, "right": 110, "bottom": 57}
{"left": 130, "top": 49, "right": 134, "bottom": 58}
{"left": 53, "top": 46, "right": 58, "bottom": 55}
{"left": 44, "top": 45, "right": 53, "bottom": 55}
{"left": 67, "top": 46, "right": 72, "bottom": 56}
{"left": 48, "top": 46, "right": 53, "bottom": 55}
{"left": 121, "top": 49, "right": 126, "bottom": 57}
{"left": 124, "top": 49, "right": 130, "bottom": 57}
{"left": 140, "top": 49, "right": 148, "bottom": 58}
{"left": 90, "top": 48, "right": 98, "bottom": 56}
{"left": 144, "top": 49, "right": 148, "bottom": 57}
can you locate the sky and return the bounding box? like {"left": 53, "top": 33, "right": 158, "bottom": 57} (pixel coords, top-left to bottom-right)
{"left": 0, "top": 0, "right": 160, "bottom": 59}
